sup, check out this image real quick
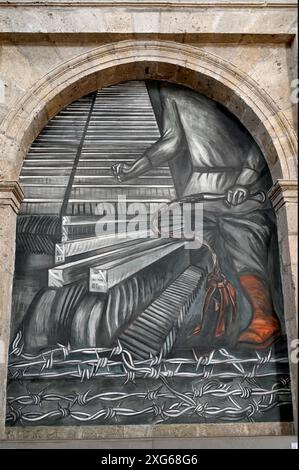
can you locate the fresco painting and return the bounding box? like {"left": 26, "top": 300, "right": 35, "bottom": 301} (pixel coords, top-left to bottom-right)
{"left": 6, "top": 81, "right": 293, "bottom": 426}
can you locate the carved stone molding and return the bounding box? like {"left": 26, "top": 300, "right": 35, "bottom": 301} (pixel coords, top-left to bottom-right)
{"left": 4, "top": 421, "right": 295, "bottom": 441}
{"left": 0, "top": 40, "right": 297, "bottom": 183}
{"left": 0, "top": 181, "right": 24, "bottom": 214}
{"left": 268, "top": 179, "right": 298, "bottom": 211}
{"left": 0, "top": 1, "right": 297, "bottom": 8}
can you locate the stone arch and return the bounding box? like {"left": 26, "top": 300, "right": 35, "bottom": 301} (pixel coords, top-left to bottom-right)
{"left": 0, "top": 39, "right": 297, "bottom": 436}
{"left": 0, "top": 40, "right": 297, "bottom": 183}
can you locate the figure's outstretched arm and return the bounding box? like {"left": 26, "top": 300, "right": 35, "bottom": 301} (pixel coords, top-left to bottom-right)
{"left": 112, "top": 93, "right": 182, "bottom": 182}
{"left": 112, "top": 156, "right": 153, "bottom": 182}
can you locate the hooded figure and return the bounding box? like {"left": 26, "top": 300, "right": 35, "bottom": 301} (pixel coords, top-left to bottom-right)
{"left": 112, "top": 82, "right": 282, "bottom": 350}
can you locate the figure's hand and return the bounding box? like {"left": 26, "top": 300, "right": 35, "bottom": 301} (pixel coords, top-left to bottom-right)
{"left": 112, "top": 163, "right": 128, "bottom": 183}
{"left": 226, "top": 185, "right": 249, "bottom": 206}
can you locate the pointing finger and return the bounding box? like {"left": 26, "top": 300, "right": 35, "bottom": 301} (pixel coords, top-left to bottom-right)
{"left": 237, "top": 191, "right": 245, "bottom": 205}
{"left": 232, "top": 190, "right": 240, "bottom": 206}
{"left": 227, "top": 190, "right": 233, "bottom": 204}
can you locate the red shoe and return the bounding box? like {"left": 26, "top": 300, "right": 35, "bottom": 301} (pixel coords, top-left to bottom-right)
{"left": 237, "top": 274, "right": 281, "bottom": 349}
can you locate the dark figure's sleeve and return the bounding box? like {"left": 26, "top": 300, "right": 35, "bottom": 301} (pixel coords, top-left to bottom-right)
{"left": 235, "top": 140, "right": 266, "bottom": 186}
{"left": 243, "top": 141, "right": 266, "bottom": 173}
{"left": 143, "top": 92, "right": 183, "bottom": 167}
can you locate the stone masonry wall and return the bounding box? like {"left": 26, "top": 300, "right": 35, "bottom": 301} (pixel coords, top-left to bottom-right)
{"left": 0, "top": 0, "right": 297, "bottom": 442}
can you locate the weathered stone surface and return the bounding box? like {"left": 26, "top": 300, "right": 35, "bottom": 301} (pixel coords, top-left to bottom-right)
{"left": 0, "top": 39, "right": 297, "bottom": 183}
{"left": 0, "top": 1, "right": 297, "bottom": 36}
{"left": 0, "top": 195, "right": 21, "bottom": 439}
{"left": 0, "top": 0, "right": 297, "bottom": 442}
{"left": 3, "top": 422, "right": 295, "bottom": 441}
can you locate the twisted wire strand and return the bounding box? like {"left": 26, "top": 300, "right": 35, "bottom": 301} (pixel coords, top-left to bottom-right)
{"left": 8, "top": 333, "right": 288, "bottom": 382}
{"left": 6, "top": 398, "right": 291, "bottom": 425}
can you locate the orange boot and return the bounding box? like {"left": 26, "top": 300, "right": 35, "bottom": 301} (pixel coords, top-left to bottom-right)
{"left": 237, "top": 274, "right": 281, "bottom": 349}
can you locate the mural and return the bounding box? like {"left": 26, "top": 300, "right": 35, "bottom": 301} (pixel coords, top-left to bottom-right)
{"left": 6, "top": 81, "right": 293, "bottom": 426}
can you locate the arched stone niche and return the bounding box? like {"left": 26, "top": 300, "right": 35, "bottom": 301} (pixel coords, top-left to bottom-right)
{"left": 0, "top": 40, "right": 297, "bottom": 440}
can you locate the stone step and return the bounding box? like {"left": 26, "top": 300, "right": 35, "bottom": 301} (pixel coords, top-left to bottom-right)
{"left": 89, "top": 240, "right": 185, "bottom": 293}
{"left": 119, "top": 266, "right": 204, "bottom": 359}
{"left": 55, "top": 229, "right": 153, "bottom": 263}
{"left": 48, "top": 237, "right": 177, "bottom": 288}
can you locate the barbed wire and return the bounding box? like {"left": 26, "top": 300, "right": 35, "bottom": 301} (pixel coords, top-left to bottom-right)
{"left": 6, "top": 384, "right": 291, "bottom": 425}
{"left": 7, "top": 401, "right": 288, "bottom": 425}
{"left": 7, "top": 381, "right": 291, "bottom": 407}
{"left": 8, "top": 332, "right": 289, "bottom": 383}
{"left": 10, "top": 332, "right": 287, "bottom": 365}
{"left": 7, "top": 331, "right": 292, "bottom": 426}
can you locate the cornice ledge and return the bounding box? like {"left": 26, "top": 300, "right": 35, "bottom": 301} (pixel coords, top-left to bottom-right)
{"left": 0, "top": 180, "right": 24, "bottom": 214}
{"left": 0, "top": 1, "right": 297, "bottom": 9}
{"left": 268, "top": 179, "right": 298, "bottom": 211}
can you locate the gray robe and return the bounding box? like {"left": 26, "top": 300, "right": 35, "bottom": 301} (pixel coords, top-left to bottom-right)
{"left": 145, "top": 82, "right": 284, "bottom": 328}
